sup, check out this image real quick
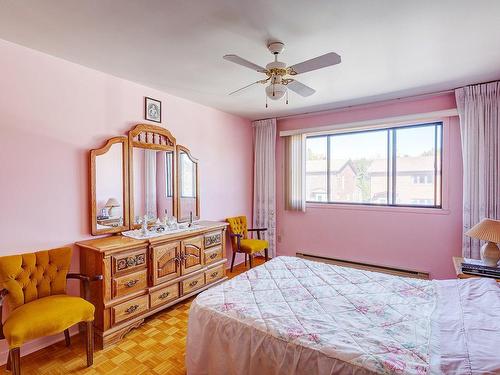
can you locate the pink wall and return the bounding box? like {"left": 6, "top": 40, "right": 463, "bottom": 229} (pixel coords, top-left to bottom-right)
{"left": 276, "top": 93, "right": 463, "bottom": 279}
{"left": 0, "top": 39, "right": 252, "bottom": 359}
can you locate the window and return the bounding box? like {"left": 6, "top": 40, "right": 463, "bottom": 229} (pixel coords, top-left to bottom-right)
{"left": 305, "top": 122, "right": 443, "bottom": 207}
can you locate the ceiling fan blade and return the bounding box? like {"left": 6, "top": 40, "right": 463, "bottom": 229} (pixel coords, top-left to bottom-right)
{"left": 287, "top": 80, "right": 316, "bottom": 97}
{"left": 228, "top": 81, "right": 262, "bottom": 96}
{"left": 289, "top": 52, "right": 341, "bottom": 75}
{"left": 223, "top": 54, "right": 267, "bottom": 73}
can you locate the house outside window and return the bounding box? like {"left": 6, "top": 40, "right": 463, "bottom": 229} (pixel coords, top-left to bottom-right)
{"left": 305, "top": 122, "right": 442, "bottom": 208}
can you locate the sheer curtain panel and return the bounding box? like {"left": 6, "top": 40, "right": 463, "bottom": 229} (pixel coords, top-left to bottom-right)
{"left": 456, "top": 81, "right": 500, "bottom": 258}
{"left": 145, "top": 149, "right": 157, "bottom": 220}
{"left": 253, "top": 119, "right": 277, "bottom": 258}
{"left": 284, "top": 133, "right": 306, "bottom": 212}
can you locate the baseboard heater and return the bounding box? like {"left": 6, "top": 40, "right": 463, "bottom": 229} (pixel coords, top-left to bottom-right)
{"left": 296, "top": 252, "right": 429, "bottom": 280}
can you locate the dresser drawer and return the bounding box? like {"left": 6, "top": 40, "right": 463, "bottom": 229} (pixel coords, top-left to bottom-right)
{"left": 204, "top": 246, "right": 223, "bottom": 265}
{"left": 205, "top": 265, "right": 225, "bottom": 284}
{"left": 112, "top": 269, "right": 148, "bottom": 299}
{"left": 112, "top": 248, "right": 147, "bottom": 276}
{"left": 182, "top": 273, "right": 205, "bottom": 295}
{"left": 112, "top": 295, "right": 149, "bottom": 325}
{"left": 150, "top": 283, "right": 179, "bottom": 309}
{"left": 204, "top": 231, "right": 222, "bottom": 249}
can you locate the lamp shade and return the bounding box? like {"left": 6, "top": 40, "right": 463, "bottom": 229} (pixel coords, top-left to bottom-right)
{"left": 465, "top": 219, "right": 500, "bottom": 243}
{"left": 105, "top": 198, "right": 120, "bottom": 208}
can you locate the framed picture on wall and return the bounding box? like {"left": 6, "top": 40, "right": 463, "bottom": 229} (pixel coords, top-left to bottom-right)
{"left": 145, "top": 97, "right": 161, "bottom": 123}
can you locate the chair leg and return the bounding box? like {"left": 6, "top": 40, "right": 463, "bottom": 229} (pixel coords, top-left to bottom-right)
{"left": 64, "top": 328, "right": 71, "bottom": 347}
{"left": 10, "top": 348, "right": 20, "bottom": 375}
{"left": 6, "top": 349, "right": 11, "bottom": 371}
{"left": 230, "top": 251, "right": 236, "bottom": 273}
{"left": 264, "top": 248, "right": 269, "bottom": 261}
{"left": 244, "top": 254, "right": 247, "bottom": 266}
{"left": 249, "top": 254, "right": 253, "bottom": 269}
{"left": 85, "top": 321, "right": 94, "bottom": 367}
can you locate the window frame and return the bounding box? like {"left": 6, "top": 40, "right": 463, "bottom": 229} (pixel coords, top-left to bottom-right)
{"left": 305, "top": 121, "right": 443, "bottom": 209}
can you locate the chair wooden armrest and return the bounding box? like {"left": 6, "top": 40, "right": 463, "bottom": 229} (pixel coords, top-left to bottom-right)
{"left": 67, "top": 273, "right": 103, "bottom": 301}
{"left": 0, "top": 289, "right": 8, "bottom": 339}
{"left": 248, "top": 228, "right": 267, "bottom": 240}
{"left": 229, "top": 233, "right": 243, "bottom": 251}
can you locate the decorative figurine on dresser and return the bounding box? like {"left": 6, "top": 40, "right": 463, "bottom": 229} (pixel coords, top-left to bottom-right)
{"left": 77, "top": 124, "right": 227, "bottom": 349}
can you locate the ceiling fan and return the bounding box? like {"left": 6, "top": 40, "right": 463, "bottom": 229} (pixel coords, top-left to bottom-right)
{"left": 223, "top": 41, "right": 341, "bottom": 106}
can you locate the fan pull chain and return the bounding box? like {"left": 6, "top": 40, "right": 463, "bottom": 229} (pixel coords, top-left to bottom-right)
{"left": 286, "top": 89, "right": 289, "bottom": 105}
{"left": 265, "top": 91, "right": 268, "bottom": 108}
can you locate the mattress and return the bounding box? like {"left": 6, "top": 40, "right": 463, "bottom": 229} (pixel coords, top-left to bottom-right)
{"left": 186, "top": 256, "right": 500, "bottom": 375}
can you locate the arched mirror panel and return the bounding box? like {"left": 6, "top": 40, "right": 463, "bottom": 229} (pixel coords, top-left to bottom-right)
{"left": 90, "top": 124, "right": 200, "bottom": 235}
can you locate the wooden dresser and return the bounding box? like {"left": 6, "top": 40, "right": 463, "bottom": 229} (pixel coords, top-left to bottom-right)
{"left": 76, "top": 221, "right": 227, "bottom": 348}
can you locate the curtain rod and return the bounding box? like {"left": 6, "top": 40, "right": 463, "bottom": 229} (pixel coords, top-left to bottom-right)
{"left": 278, "top": 108, "right": 458, "bottom": 137}
{"left": 275, "top": 89, "right": 454, "bottom": 121}
{"left": 273, "top": 78, "right": 500, "bottom": 121}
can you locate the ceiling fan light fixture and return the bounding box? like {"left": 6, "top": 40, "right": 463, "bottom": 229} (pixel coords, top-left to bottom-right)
{"left": 224, "top": 41, "right": 341, "bottom": 107}
{"left": 265, "top": 83, "right": 286, "bottom": 100}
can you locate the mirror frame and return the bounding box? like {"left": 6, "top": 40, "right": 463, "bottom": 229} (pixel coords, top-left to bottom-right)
{"left": 90, "top": 136, "right": 130, "bottom": 235}
{"left": 128, "top": 124, "right": 177, "bottom": 228}
{"left": 177, "top": 145, "right": 200, "bottom": 223}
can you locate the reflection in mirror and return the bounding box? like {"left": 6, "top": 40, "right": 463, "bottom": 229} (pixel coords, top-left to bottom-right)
{"left": 133, "top": 148, "right": 175, "bottom": 224}
{"left": 178, "top": 150, "right": 198, "bottom": 222}
{"left": 95, "top": 143, "right": 124, "bottom": 230}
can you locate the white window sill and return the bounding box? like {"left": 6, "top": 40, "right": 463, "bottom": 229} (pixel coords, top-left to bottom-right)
{"left": 306, "top": 202, "right": 451, "bottom": 215}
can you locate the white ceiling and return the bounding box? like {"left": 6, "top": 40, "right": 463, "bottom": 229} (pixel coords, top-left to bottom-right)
{"left": 1, "top": 0, "right": 499, "bottom": 120}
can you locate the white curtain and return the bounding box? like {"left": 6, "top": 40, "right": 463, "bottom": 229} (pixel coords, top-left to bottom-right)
{"left": 253, "top": 119, "right": 277, "bottom": 258}
{"left": 145, "top": 149, "right": 157, "bottom": 220}
{"left": 456, "top": 81, "right": 500, "bottom": 259}
{"left": 284, "top": 134, "right": 306, "bottom": 211}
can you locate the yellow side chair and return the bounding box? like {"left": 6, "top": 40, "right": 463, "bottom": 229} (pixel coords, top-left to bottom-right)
{"left": 0, "top": 247, "right": 102, "bottom": 375}
{"left": 226, "top": 216, "right": 269, "bottom": 272}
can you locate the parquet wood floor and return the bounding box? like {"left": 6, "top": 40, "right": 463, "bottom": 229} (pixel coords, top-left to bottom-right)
{"left": 0, "top": 257, "right": 265, "bottom": 375}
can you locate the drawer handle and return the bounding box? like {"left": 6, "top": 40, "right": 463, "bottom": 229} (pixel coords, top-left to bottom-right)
{"left": 189, "top": 280, "right": 198, "bottom": 288}
{"left": 209, "top": 253, "right": 218, "bottom": 260}
{"left": 159, "top": 292, "right": 170, "bottom": 300}
{"left": 125, "top": 279, "right": 139, "bottom": 288}
{"left": 210, "top": 271, "right": 219, "bottom": 279}
{"left": 125, "top": 304, "right": 139, "bottom": 314}
{"left": 126, "top": 257, "right": 137, "bottom": 267}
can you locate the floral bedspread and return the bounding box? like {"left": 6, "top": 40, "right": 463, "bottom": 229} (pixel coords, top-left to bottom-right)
{"left": 192, "top": 256, "right": 436, "bottom": 375}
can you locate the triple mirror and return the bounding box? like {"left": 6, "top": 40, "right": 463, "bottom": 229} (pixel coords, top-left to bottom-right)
{"left": 90, "top": 124, "right": 200, "bottom": 235}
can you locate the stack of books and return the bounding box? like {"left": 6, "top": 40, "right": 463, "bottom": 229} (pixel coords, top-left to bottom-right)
{"left": 461, "top": 258, "right": 500, "bottom": 279}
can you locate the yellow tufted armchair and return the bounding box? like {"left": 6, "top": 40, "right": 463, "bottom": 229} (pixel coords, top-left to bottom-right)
{"left": 226, "top": 216, "right": 269, "bottom": 272}
{"left": 0, "top": 247, "right": 102, "bottom": 375}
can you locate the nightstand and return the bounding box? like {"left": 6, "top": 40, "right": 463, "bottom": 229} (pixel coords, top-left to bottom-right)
{"left": 453, "top": 256, "right": 500, "bottom": 282}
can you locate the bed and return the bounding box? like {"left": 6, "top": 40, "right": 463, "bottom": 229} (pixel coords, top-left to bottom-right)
{"left": 186, "top": 256, "right": 500, "bottom": 375}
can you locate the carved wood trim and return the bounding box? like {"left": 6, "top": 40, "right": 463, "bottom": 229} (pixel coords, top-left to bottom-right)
{"left": 129, "top": 124, "right": 176, "bottom": 150}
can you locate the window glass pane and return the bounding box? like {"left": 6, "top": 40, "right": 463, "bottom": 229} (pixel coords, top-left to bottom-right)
{"left": 435, "top": 125, "right": 442, "bottom": 206}
{"left": 394, "top": 125, "right": 440, "bottom": 206}
{"left": 304, "top": 122, "right": 442, "bottom": 208}
{"left": 329, "top": 130, "right": 388, "bottom": 203}
{"left": 306, "top": 137, "right": 327, "bottom": 202}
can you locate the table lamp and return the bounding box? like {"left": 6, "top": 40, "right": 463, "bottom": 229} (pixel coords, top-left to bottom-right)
{"left": 465, "top": 218, "right": 500, "bottom": 266}
{"left": 105, "top": 198, "right": 121, "bottom": 217}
